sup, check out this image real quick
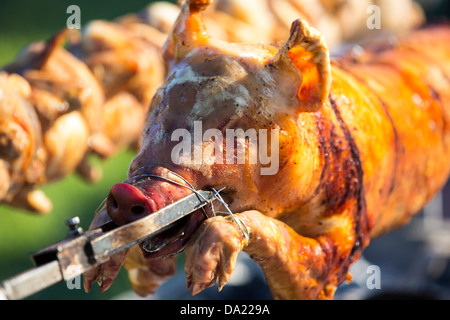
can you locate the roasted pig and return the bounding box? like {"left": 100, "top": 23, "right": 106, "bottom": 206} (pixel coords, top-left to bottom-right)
{"left": 84, "top": 0, "right": 450, "bottom": 299}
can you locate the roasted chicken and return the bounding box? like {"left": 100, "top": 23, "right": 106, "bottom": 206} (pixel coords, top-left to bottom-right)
{"left": 0, "top": 15, "right": 166, "bottom": 212}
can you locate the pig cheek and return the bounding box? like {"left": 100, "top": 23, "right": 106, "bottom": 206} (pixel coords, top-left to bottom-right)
{"left": 146, "top": 182, "right": 190, "bottom": 207}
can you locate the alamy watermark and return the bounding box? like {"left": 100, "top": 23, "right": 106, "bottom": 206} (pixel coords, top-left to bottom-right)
{"left": 366, "top": 265, "right": 381, "bottom": 290}
{"left": 66, "top": 275, "right": 81, "bottom": 290}
{"left": 66, "top": 5, "right": 81, "bottom": 30}
{"left": 367, "top": 5, "right": 381, "bottom": 30}
{"left": 171, "top": 121, "right": 280, "bottom": 176}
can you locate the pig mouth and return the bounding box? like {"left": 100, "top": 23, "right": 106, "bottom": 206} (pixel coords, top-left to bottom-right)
{"left": 140, "top": 208, "right": 206, "bottom": 259}
{"left": 107, "top": 167, "right": 209, "bottom": 260}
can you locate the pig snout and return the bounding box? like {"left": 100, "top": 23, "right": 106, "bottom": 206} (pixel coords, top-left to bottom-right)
{"left": 106, "top": 183, "right": 157, "bottom": 225}
{"left": 104, "top": 169, "right": 208, "bottom": 259}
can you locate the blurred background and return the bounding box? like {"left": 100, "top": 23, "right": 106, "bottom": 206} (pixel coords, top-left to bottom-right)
{"left": 0, "top": 0, "right": 449, "bottom": 300}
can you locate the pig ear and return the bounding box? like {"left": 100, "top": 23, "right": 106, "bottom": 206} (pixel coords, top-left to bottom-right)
{"left": 162, "top": 0, "right": 212, "bottom": 65}
{"left": 270, "top": 19, "right": 331, "bottom": 113}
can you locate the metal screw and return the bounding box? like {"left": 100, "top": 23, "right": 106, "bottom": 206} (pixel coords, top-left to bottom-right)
{"left": 65, "top": 216, "right": 83, "bottom": 238}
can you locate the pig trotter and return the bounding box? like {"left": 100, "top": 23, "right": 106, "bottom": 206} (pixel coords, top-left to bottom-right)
{"left": 83, "top": 208, "right": 129, "bottom": 293}
{"left": 83, "top": 249, "right": 129, "bottom": 293}
{"left": 184, "top": 215, "right": 248, "bottom": 295}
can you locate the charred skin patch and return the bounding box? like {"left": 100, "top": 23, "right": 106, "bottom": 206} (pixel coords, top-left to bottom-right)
{"left": 310, "top": 96, "right": 370, "bottom": 284}
{"left": 329, "top": 97, "right": 370, "bottom": 262}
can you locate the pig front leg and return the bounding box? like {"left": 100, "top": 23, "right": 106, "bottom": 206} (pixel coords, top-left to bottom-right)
{"left": 185, "top": 211, "right": 351, "bottom": 300}
{"left": 184, "top": 215, "right": 248, "bottom": 295}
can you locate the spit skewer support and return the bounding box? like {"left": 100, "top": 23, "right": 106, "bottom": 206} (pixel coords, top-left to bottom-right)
{"left": 0, "top": 190, "right": 218, "bottom": 300}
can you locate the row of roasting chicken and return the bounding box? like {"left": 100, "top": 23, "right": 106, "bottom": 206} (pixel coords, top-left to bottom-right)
{"left": 0, "top": 0, "right": 425, "bottom": 213}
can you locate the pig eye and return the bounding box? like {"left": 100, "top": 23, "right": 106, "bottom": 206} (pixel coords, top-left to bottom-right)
{"left": 211, "top": 187, "right": 235, "bottom": 205}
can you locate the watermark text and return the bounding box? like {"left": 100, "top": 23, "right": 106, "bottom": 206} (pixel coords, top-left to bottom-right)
{"left": 171, "top": 121, "right": 280, "bottom": 176}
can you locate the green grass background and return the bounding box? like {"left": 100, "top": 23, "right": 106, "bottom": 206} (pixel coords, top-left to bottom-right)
{"left": 0, "top": 0, "right": 175, "bottom": 300}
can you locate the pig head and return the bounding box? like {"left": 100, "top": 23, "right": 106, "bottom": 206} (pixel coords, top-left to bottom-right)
{"left": 85, "top": 0, "right": 366, "bottom": 300}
